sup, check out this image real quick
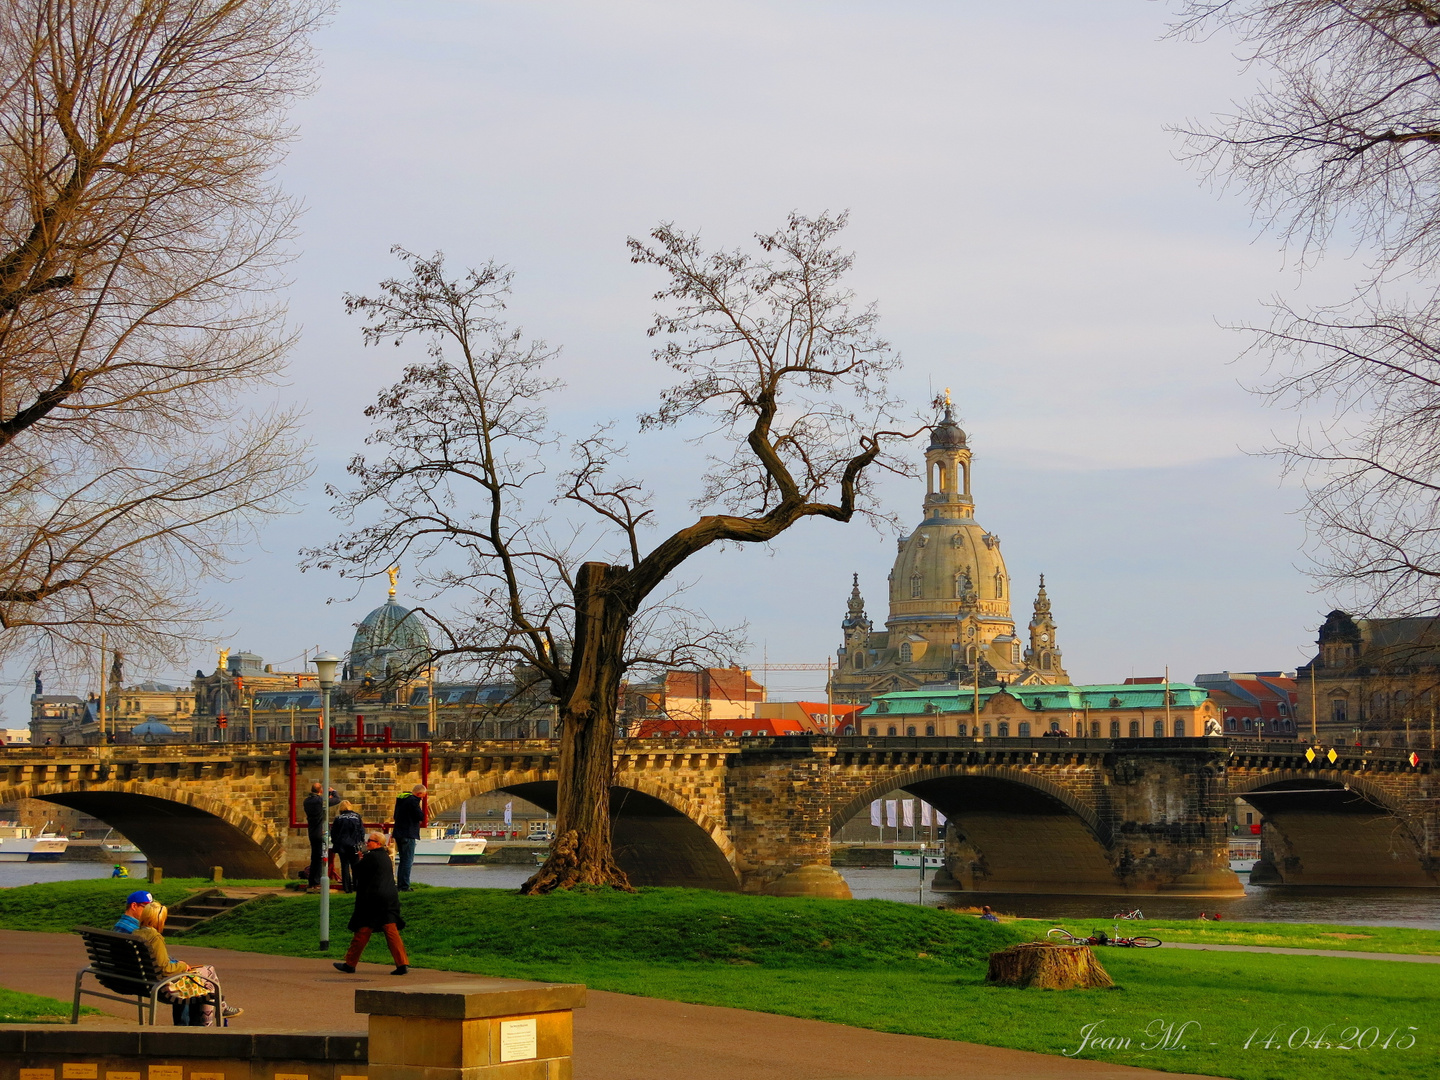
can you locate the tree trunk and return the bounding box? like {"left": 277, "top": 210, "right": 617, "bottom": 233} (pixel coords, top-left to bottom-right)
{"left": 522, "top": 562, "right": 635, "bottom": 893}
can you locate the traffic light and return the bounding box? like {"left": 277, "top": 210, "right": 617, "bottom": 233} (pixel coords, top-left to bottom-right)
{"left": 216, "top": 714, "right": 228, "bottom": 730}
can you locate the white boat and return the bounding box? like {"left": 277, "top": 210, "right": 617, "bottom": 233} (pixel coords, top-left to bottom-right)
{"left": 1229, "top": 840, "right": 1261, "bottom": 875}
{"left": 102, "top": 841, "right": 146, "bottom": 862}
{"left": 1230, "top": 856, "right": 1259, "bottom": 874}
{"left": 0, "top": 823, "right": 69, "bottom": 862}
{"left": 893, "top": 851, "right": 945, "bottom": 868}
{"left": 413, "top": 826, "right": 488, "bottom": 865}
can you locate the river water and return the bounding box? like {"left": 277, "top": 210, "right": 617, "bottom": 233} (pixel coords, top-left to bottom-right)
{"left": 5, "top": 862, "right": 1439, "bottom": 930}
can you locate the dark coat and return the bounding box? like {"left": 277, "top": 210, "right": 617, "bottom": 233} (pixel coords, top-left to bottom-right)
{"left": 303, "top": 789, "right": 339, "bottom": 838}
{"left": 348, "top": 846, "right": 405, "bottom": 932}
{"left": 330, "top": 810, "right": 365, "bottom": 853}
{"left": 391, "top": 793, "right": 426, "bottom": 840}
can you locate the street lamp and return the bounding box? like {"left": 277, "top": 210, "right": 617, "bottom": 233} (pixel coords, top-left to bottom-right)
{"left": 312, "top": 653, "right": 340, "bottom": 951}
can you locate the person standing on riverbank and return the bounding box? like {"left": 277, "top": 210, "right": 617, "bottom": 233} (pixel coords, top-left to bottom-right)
{"left": 333, "top": 832, "right": 408, "bottom": 976}
{"left": 391, "top": 784, "right": 426, "bottom": 891}
{"left": 304, "top": 781, "right": 338, "bottom": 891}
{"left": 330, "top": 800, "right": 366, "bottom": 893}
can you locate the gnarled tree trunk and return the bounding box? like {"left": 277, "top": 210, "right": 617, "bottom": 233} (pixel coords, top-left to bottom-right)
{"left": 522, "top": 562, "right": 634, "bottom": 892}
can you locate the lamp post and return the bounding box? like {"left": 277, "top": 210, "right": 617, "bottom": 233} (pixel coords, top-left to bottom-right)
{"left": 312, "top": 653, "right": 340, "bottom": 951}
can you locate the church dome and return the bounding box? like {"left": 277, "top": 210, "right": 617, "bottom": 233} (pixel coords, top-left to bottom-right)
{"left": 132, "top": 719, "right": 173, "bottom": 737}
{"left": 889, "top": 519, "right": 1010, "bottom": 620}
{"left": 927, "top": 408, "right": 967, "bottom": 450}
{"left": 349, "top": 597, "right": 432, "bottom": 682}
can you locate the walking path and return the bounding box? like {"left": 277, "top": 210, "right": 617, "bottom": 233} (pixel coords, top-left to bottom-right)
{"left": 1162, "top": 941, "right": 1440, "bottom": 963}
{"left": 0, "top": 929, "right": 1218, "bottom": 1080}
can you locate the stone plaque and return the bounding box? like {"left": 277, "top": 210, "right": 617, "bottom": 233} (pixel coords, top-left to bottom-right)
{"left": 499, "top": 1018, "right": 538, "bottom": 1062}
{"left": 20, "top": 1071, "right": 54, "bottom": 1080}
{"left": 63, "top": 1067, "right": 98, "bottom": 1080}
{"left": 192, "top": 1074, "right": 225, "bottom": 1080}
{"left": 148, "top": 1069, "right": 182, "bottom": 1080}
{"left": 106, "top": 1073, "right": 140, "bottom": 1080}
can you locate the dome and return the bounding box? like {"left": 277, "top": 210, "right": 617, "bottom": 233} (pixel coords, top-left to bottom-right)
{"left": 349, "top": 598, "right": 432, "bottom": 682}
{"left": 889, "top": 519, "right": 1010, "bottom": 621}
{"left": 132, "top": 719, "right": 173, "bottom": 736}
{"left": 927, "top": 404, "right": 967, "bottom": 450}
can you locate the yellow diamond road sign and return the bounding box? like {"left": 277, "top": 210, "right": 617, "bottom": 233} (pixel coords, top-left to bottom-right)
{"left": 1305, "top": 747, "right": 1316, "bottom": 763}
{"left": 1327, "top": 748, "right": 1339, "bottom": 764}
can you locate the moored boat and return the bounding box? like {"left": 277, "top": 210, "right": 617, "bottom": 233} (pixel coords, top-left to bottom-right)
{"left": 0, "top": 822, "right": 69, "bottom": 862}
{"left": 412, "top": 825, "right": 488, "bottom": 865}
{"left": 892, "top": 851, "right": 944, "bottom": 868}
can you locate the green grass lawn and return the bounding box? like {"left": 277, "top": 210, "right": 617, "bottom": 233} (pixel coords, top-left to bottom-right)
{"left": 1, "top": 880, "right": 1434, "bottom": 1080}
{"left": 1028, "top": 916, "right": 1440, "bottom": 956}
{"left": 0, "top": 986, "right": 95, "bottom": 1023}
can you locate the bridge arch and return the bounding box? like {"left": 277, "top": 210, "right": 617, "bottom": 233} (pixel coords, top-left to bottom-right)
{"left": 0, "top": 781, "right": 287, "bottom": 878}
{"left": 427, "top": 773, "right": 739, "bottom": 891}
{"left": 831, "top": 765, "right": 1122, "bottom": 895}
{"left": 1230, "top": 771, "right": 1435, "bottom": 887}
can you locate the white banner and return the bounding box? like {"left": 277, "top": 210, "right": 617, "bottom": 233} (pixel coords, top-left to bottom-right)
{"left": 920, "top": 801, "right": 933, "bottom": 827}
{"left": 504, "top": 801, "right": 513, "bottom": 825}
{"left": 460, "top": 800, "right": 467, "bottom": 826}
{"left": 885, "top": 799, "right": 898, "bottom": 828}
{"left": 869, "top": 800, "right": 882, "bottom": 827}
{"left": 902, "top": 799, "right": 915, "bottom": 828}
{"left": 936, "top": 810, "right": 947, "bottom": 827}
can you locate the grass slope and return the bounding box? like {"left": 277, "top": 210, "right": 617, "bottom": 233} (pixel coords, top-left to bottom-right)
{"left": 0, "top": 987, "right": 95, "bottom": 1023}
{"left": 1, "top": 881, "right": 1435, "bottom": 1080}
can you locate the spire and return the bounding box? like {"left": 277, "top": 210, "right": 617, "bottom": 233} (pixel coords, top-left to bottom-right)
{"left": 843, "top": 573, "right": 870, "bottom": 631}
{"left": 1033, "top": 573, "right": 1050, "bottom": 616}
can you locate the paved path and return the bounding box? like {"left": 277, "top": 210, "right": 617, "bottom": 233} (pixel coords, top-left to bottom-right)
{"left": 1162, "top": 941, "right": 1440, "bottom": 963}
{"left": 0, "top": 929, "right": 1218, "bottom": 1080}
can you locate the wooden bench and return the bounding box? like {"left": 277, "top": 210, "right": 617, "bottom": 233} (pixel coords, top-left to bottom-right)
{"left": 71, "top": 925, "right": 222, "bottom": 1025}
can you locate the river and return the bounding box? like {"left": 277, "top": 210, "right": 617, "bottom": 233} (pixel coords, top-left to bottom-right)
{"left": 5, "top": 862, "right": 1439, "bottom": 929}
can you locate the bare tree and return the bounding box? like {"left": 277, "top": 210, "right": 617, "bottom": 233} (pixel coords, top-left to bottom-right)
{"left": 0, "top": 0, "right": 324, "bottom": 666}
{"left": 309, "top": 214, "right": 919, "bottom": 891}
{"left": 1176, "top": 2, "right": 1440, "bottom": 613}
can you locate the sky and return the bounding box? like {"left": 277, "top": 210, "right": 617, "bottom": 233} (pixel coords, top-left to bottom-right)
{"left": 9, "top": 0, "right": 1375, "bottom": 716}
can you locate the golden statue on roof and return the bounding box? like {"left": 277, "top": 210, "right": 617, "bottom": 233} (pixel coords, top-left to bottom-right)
{"left": 387, "top": 564, "right": 400, "bottom": 598}
{"left": 217, "top": 647, "right": 230, "bottom": 673}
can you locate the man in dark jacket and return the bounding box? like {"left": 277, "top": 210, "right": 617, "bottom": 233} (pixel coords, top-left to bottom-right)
{"left": 390, "top": 784, "right": 426, "bottom": 890}
{"left": 329, "top": 801, "right": 366, "bottom": 893}
{"left": 332, "top": 832, "right": 408, "bottom": 975}
{"left": 303, "top": 781, "right": 338, "bottom": 891}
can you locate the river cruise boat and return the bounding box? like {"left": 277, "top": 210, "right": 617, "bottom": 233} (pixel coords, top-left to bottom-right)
{"left": 413, "top": 826, "right": 488, "bottom": 865}
{"left": 0, "top": 822, "right": 69, "bottom": 862}
{"left": 1229, "top": 838, "right": 1261, "bottom": 875}
{"left": 892, "top": 851, "right": 944, "bottom": 869}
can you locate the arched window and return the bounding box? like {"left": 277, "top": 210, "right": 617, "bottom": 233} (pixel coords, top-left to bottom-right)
{"left": 1090, "top": 720, "right": 1101, "bottom": 737}
{"left": 998, "top": 721, "right": 1010, "bottom": 736}
{"left": 887, "top": 725, "right": 897, "bottom": 736}
{"left": 1244, "top": 717, "right": 1253, "bottom": 730}
{"left": 1049, "top": 721, "right": 1061, "bottom": 732}
{"left": 910, "top": 574, "right": 922, "bottom": 599}
{"left": 1129, "top": 720, "right": 1141, "bottom": 737}
{"left": 877, "top": 700, "right": 890, "bottom": 713}
{"left": 843, "top": 725, "right": 855, "bottom": 735}
{"left": 867, "top": 726, "right": 878, "bottom": 736}
{"left": 906, "top": 726, "right": 917, "bottom": 736}
{"left": 1041, "top": 654, "right": 1051, "bottom": 670}
{"left": 1173, "top": 719, "right": 1186, "bottom": 737}
{"left": 958, "top": 723, "right": 968, "bottom": 736}
{"left": 899, "top": 643, "right": 912, "bottom": 663}
{"left": 983, "top": 722, "right": 992, "bottom": 737}
{"left": 1153, "top": 719, "right": 1164, "bottom": 737}
{"left": 1227, "top": 717, "right": 1237, "bottom": 731}
{"left": 1018, "top": 721, "right": 1031, "bottom": 737}
{"left": 1109, "top": 719, "right": 1121, "bottom": 738}
{"left": 925, "top": 724, "right": 935, "bottom": 736}
{"left": 994, "top": 572, "right": 1004, "bottom": 599}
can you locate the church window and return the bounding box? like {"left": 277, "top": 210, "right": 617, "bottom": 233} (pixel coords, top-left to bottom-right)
{"left": 1110, "top": 719, "right": 1120, "bottom": 738}
{"left": 925, "top": 724, "right": 935, "bottom": 736}
{"left": 907, "top": 725, "right": 917, "bottom": 736}
{"left": 1012, "top": 642, "right": 1021, "bottom": 664}
{"left": 1041, "top": 654, "right": 1051, "bottom": 670}
{"left": 1174, "top": 719, "right": 1186, "bottom": 737}
{"left": 1153, "top": 720, "right": 1164, "bottom": 737}
{"left": 1130, "top": 720, "right": 1141, "bottom": 736}
{"left": 900, "top": 643, "right": 912, "bottom": 663}
{"left": 910, "top": 574, "right": 922, "bottom": 599}
{"left": 998, "top": 722, "right": 1010, "bottom": 736}
{"left": 995, "top": 572, "right": 1004, "bottom": 599}
{"left": 1018, "top": 721, "right": 1031, "bottom": 737}
{"left": 887, "top": 726, "right": 897, "bottom": 736}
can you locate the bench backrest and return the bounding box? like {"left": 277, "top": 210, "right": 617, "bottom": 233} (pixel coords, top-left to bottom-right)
{"left": 75, "top": 925, "right": 164, "bottom": 996}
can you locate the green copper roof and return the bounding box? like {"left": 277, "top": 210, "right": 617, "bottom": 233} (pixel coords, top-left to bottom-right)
{"left": 860, "top": 682, "right": 1210, "bottom": 716}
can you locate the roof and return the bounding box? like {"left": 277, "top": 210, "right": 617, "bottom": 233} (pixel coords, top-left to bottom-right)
{"left": 861, "top": 682, "right": 1212, "bottom": 717}
{"left": 349, "top": 597, "right": 432, "bottom": 680}
{"left": 662, "top": 668, "right": 764, "bottom": 703}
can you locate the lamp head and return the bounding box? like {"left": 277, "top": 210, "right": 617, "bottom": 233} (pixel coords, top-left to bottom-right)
{"left": 312, "top": 653, "right": 341, "bottom": 690}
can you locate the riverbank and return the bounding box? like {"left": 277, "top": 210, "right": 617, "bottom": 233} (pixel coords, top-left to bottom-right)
{"left": 1, "top": 879, "right": 1435, "bottom": 1080}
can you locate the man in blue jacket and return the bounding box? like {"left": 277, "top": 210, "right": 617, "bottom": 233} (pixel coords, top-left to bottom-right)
{"left": 391, "top": 784, "right": 426, "bottom": 890}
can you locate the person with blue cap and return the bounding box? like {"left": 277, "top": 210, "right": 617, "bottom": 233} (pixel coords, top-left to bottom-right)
{"left": 113, "top": 889, "right": 153, "bottom": 933}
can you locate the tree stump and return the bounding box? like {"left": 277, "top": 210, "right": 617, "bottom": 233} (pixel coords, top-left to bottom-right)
{"left": 986, "top": 942, "right": 1114, "bottom": 989}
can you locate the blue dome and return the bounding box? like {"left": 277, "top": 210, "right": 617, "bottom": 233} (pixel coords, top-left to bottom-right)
{"left": 132, "top": 719, "right": 173, "bottom": 735}
{"left": 349, "top": 598, "right": 432, "bottom": 681}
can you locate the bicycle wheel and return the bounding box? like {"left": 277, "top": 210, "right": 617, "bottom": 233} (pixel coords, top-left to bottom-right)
{"left": 1130, "top": 936, "right": 1162, "bottom": 948}
{"left": 1047, "top": 928, "right": 1079, "bottom": 943}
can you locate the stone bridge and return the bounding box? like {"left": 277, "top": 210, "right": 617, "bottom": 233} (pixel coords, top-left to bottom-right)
{"left": 2, "top": 737, "right": 1433, "bottom": 896}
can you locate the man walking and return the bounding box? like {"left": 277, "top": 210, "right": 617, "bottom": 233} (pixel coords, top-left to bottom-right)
{"left": 304, "top": 781, "right": 338, "bottom": 891}
{"left": 391, "top": 783, "right": 426, "bottom": 891}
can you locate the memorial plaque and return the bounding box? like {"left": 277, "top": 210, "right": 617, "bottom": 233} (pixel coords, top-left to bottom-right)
{"left": 499, "top": 1018, "right": 538, "bottom": 1062}
{"left": 63, "top": 1066, "right": 98, "bottom": 1080}
{"left": 192, "top": 1073, "right": 225, "bottom": 1080}
{"left": 20, "top": 1070, "right": 54, "bottom": 1080}
{"left": 106, "top": 1073, "right": 140, "bottom": 1080}
{"left": 148, "top": 1068, "right": 182, "bottom": 1080}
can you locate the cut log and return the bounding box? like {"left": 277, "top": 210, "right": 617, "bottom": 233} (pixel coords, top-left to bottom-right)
{"left": 986, "top": 942, "right": 1114, "bottom": 990}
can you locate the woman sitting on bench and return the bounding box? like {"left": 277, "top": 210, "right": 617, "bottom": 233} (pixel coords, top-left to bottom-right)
{"left": 133, "top": 901, "right": 242, "bottom": 1025}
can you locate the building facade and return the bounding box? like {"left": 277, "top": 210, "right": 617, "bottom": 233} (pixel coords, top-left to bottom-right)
{"left": 1296, "top": 610, "right": 1440, "bottom": 748}
{"left": 829, "top": 403, "right": 1068, "bottom": 705}
{"left": 859, "top": 682, "right": 1221, "bottom": 739}
{"left": 1194, "top": 671, "right": 1299, "bottom": 739}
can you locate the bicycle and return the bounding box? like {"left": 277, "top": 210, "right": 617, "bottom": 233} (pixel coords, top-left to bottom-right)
{"left": 1112, "top": 908, "right": 1144, "bottom": 920}
{"left": 1047, "top": 927, "right": 1161, "bottom": 948}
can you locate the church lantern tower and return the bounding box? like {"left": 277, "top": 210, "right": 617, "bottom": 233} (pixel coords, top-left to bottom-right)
{"left": 1025, "top": 574, "right": 1067, "bottom": 681}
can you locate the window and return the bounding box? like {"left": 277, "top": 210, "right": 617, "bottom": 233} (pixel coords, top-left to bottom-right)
{"left": 843, "top": 724, "right": 855, "bottom": 735}
{"left": 910, "top": 574, "right": 922, "bottom": 599}
{"left": 1283, "top": 718, "right": 1292, "bottom": 731}
{"left": 983, "top": 723, "right": 992, "bottom": 737}
{"left": 907, "top": 726, "right": 917, "bottom": 736}
{"left": 877, "top": 700, "right": 890, "bottom": 713}
{"left": 1227, "top": 717, "right": 1237, "bottom": 731}
{"left": 1012, "top": 642, "right": 1021, "bottom": 664}
{"left": 1018, "top": 721, "right": 1031, "bottom": 737}
{"left": 1041, "top": 654, "right": 1051, "bottom": 670}
{"left": 867, "top": 726, "right": 878, "bottom": 736}
{"left": 1173, "top": 719, "right": 1186, "bottom": 738}
{"left": 899, "top": 643, "right": 912, "bottom": 663}
{"left": 995, "top": 572, "right": 1004, "bottom": 599}
{"left": 742, "top": 730, "right": 752, "bottom": 737}
{"left": 724, "top": 730, "right": 735, "bottom": 736}
{"left": 1152, "top": 720, "right": 1164, "bottom": 737}
{"left": 958, "top": 724, "right": 968, "bottom": 736}
{"left": 1244, "top": 717, "right": 1253, "bottom": 730}
{"left": 887, "top": 726, "right": 897, "bottom": 736}
{"left": 1129, "top": 720, "right": 1141, "bottom": 737}
{"left": 1090, "top": 720, "right": 1101, "bottom": 737}
{"left": 1331, "top": 698, "right": 1348, "bottom": 724}
{"left": 1245, "top": 812, "right": 1254, "bottom": 825}
{"left": 1050, "top": 721, "right": 1061, "bottom": 732}
{"left": 998, "top": 722, "right": 1010, "bottom": 736}
{"left": 925, "top": 724, "right": 935, "bottom": 736}
{"left": 1110, "top": 719, "right": 1121, "bottom": 738}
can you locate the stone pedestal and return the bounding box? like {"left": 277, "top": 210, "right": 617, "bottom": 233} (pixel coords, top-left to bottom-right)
{"left": 764, "top": 863, "right": 852, "bottom": 898}
{"left": 357, "top": 980, "right": 586, "bottom": 1080}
